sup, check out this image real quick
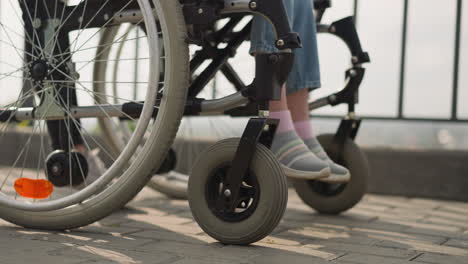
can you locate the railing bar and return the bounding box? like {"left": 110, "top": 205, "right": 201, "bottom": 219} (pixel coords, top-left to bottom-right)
{"left": 310, "top": 114, "right": 468, "bottom": 123}
{"left": 398, "top": 0, "right": 410, "bottom": 119}
{"left": 353, "top": 0, "right": 359, "bottom": 26}
{"left": 451, "top": 0, "right": 463, "bottom": 121}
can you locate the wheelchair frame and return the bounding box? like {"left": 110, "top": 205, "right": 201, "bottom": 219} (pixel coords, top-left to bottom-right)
{"left": 1, "top": 0, "right": 370, "bottom": 200}
{"left": 3, "top": 1, "right": 369, "bottom": 124}
{"left": 180, "top": 0, "right": 370, "bottom": 162}
{"left": 0, "top": 0, "right": 370, "bottom": 245}
{"left": 2, "top": 0, "right": 298, "bottom": 119}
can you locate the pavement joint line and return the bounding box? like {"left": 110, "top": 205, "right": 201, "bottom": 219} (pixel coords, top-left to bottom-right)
{"left": 439, "top": 238, "right": 450, "bottom": 246}
{"left": 408, "top": 252, "right": 425, "bottom": 261}
{"left": 119, "top": 228, "right": 146, "bottom": 237}
{"left": 328, "top": 251, "right": 348, "bottom": 261}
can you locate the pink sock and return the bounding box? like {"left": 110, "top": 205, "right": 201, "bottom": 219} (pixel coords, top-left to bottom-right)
{"left": 270, "top": 110, "right": 294, "bottom": 133}
{"left": 294, "top": 120, "right": 314, "bottom": 140}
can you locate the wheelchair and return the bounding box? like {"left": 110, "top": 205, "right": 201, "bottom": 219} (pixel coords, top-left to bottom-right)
{"left": 0, "top": 0, "right": 369, "bottom": 245}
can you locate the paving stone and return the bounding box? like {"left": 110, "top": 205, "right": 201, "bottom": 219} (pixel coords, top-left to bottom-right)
{"left": 352, "top": 228, "right": 447, "bottom": 244}
{"left": 78, "top": 222, "right": 144, "bottom": 236}
{"left": 168, "top": 256, "right": 247, "bottom": 264}
{"left": 414, "top": 252, "right": 468, "bottom": 264}
{"left": 454, "top": 231, "right": 468, "bottom": 241}
{"left": 345, "top": 220, "right": 409, "bottom": 233}
{"left": 123, "top": 220, "right": 204, "bottom": 236}
{"left": 138, "top": 241, "right": 229, "bottom": 260}
{"left": 309, "top": 241, "right": 420, "bottom": 259}
{"left": 0, "top": 236, "right": 87, "bottom": 264}
{"left": 252, "top": 242, "right": 345, "bottom": 261}
{"left": 129, "top": 197, "right": 188, "bottom": 215}
{"left": 248, "top": 250, "right": 336, "bottom": 264}
{"left": 1, "top": 226, "right": 155, "bottom": 252}
{"left": 337, "top": 253, "right": 416, "bottom": 264}
{"left": 129, "top": 229, "right": 214, "bottom": 245}
{"left": 353, "top": 202, "right": 393, "bottom": 212}
{"left": 401, "top": 222, "right": 463, "bottom": 238}
{"left": 257, "top": 236, "right": 303, "bottom": 247}
{"left": 95, "top": 217, "right": 135, "bottom": 228}
{"left": 173, "top": 210, "right": 196, "bottom": 219}
{"left": 365, "top": 196, "right": 417, "bottom": 209}
{"left": 287, "top": 226, "right": 352, "bottom": 240}
{"left": 216, "top": 245, "right": 266, "bottom": 260}
{"left": 2, "top": 192, "right": 468, "bottom": 263}
{"left": 381, "top": 219, "right": 461, "bottom": 233}
{"left": 443, "top": 239, "right": 468, "bottom": 249}
{"left": 425, "top": 208, "right": 468, "bottom": 221}
{"left": 440, "top": 205, "right": 468, "bottom": 215}
{"left": 275, "top": 227, "right": 380, "bottom": 247}
{"left": 134, "top": 212, "right": 192, "bottom": 225}
{"left": 281, "top": 213, "right": 375, "bottom": 229}
{"left": 51, "top": 243, "right": 180, "bottom": 264}
{"left": 421, "top": 216, "right": 468, "bottom": 229}
{"left": 371, "top": 236, "right": 467, "bottom": 256}
{"left": 349, "top": 208, "right": 424, "bottom": 221}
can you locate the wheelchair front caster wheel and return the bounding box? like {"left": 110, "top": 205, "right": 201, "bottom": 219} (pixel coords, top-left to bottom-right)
{"left": 291, "top": 134, "right": 369, "bottom": 215}
{"left": 188, "top": 138, "right": 288, "bottom": 245}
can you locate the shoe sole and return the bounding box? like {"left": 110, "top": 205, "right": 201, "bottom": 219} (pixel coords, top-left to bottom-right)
{"left": 317, "top": 172, "right": 351, "bottom": 183}
{"left": 282, "top": 165, "right": 331, "bottom": 180}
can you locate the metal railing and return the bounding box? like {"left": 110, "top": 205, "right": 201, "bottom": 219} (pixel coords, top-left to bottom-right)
{"left": 351, "top": 0, "right": 465, "bottom": 123}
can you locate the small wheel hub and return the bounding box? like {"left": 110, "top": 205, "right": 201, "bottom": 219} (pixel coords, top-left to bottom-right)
{"left": 205, "top": 165, "right": 260, "bottom": 222}
{"left": 45, "top": 150, "right": 89, "bottom": 187}
{"left": 29, "top": 59, "right": 49, "bottom": 82}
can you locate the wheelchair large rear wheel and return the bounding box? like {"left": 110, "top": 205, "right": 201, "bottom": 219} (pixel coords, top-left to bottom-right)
{"left": 0, "top": 0, "right": 189, "bottom": 229}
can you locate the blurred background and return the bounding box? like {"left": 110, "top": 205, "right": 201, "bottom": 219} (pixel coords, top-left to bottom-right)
{"left": 188, "top": 0, "right": 468, "bottom": 151}
{"left": 175, "top": 0, "right": 468, "bottom": 201}
{"left": 0, "top": 0, "right": 466, "bottom": 200}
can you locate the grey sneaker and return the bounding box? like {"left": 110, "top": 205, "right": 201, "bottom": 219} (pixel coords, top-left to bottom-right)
{"left": 271, "top": 130, "right": 330, "bottom": 180}
{"left": 304, "top": 137, "right": 350, "bottom": 183}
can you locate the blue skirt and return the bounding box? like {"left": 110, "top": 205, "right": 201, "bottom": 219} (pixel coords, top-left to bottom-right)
{"left": 250, "top": 0, "right": 321, "bottom": 94}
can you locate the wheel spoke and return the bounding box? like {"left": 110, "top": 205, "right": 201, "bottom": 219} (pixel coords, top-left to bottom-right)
{"left": 0, "top": 0, "right": 177, "bottom": 216}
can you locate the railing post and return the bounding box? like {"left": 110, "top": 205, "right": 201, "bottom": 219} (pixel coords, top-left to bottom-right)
{"left": 353, "top": 0, "right": 359, "bottom": 26}
{"left": 398, "top": 0, "right": 409, "bottom": 119}
{"left": 451, "top": 0, "right": 463, "bottom": 121}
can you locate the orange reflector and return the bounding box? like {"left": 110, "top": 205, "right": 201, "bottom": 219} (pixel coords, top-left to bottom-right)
{"left": 14, "top": 178, "right": 54, "bottom": 199}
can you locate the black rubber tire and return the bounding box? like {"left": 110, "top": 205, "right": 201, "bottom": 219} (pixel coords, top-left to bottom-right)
{"left": 291, "top": 133, "right": 369, "bottom": 214}
{"left": 188, "top": 138, "right": 288, "bottom": 245}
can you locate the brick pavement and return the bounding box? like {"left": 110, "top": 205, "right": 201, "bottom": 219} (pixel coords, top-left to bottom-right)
{"left": 1, "top": 188, "right": 467, "bottom": 264}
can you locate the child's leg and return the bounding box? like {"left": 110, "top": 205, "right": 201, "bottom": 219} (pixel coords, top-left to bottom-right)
{"left": 250, "top": 1, "right": 329, "bottom": 177}
{"left": 284, "top": 0, "right": 350, "bottom": 181}
{"left": 267, "top": 85, "right": 329, "bottom": 178}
